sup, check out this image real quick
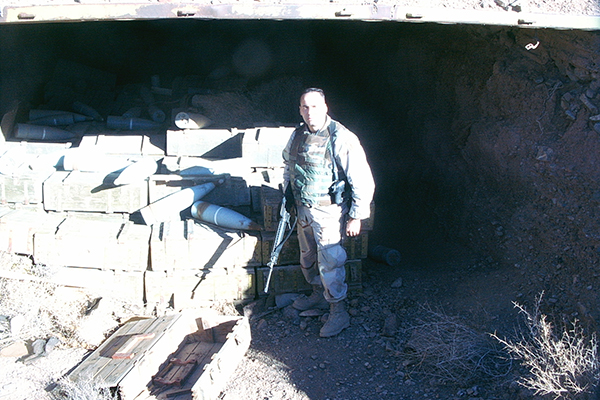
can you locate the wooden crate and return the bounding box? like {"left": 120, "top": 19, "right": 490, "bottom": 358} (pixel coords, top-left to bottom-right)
{"left": 67, "top": 312, "right": 250, "bottom": 400}
{"left": 343, "top": 231, "right": 369, "bottom": 260}
{"left": 241, "top": 126, "right": 294, "bottom": 168}
{"left": 166, "top": 129, "right": 243, "bottom": 158}
{"left": 0, "top": 207, "right": 64, "bottom": 256}
{"left": 0, "top": 265, "right": 145, "bottom": 305}
{"left": 79, "top": 134, "right": 144, "bottom": 154}
{"left": 256, "top": 260, "right": 363, "bottom": 295}
{"left": 0, "top": 167, "right": 54, "bottom": 205}
{"left": 145, "top": 268, "right": 256, "bottom": 307}
{"left": 149, "top": 175, "right": 251, "bottom": 207}
{"left": 150, "top": 219, "right": 261, "bottom": 272}
{"left": 43, "top": 170, "right": 148, "bottom": 213}
{"left": 260, "top": 184, "right": 283, "bottom": 232}
{"left": 261, "top": 230, "right": 300, "bottom": 266}
{"left": 34, "top": 213, "right": 150, "bottom": 271}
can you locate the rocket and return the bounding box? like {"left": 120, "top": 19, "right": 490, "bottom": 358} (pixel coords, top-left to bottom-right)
{"left": 191, "top": 200, "right": 261, "bottom": 231}
{"left": 113, "top": 158, "right": 158, "bottom": 186}
{"left": 29, "top": 109, "right": 93, "bottom": 123}
{"left": 139, "top": 180, "right": 223, "bottom": 225}
{"left": 14, "top": 123, "right": 76, "bottom": 141}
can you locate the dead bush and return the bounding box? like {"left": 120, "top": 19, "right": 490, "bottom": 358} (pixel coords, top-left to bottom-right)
{"left": 403, "top": 306, "right": 511, "bottom": 385}
{"left": 51, "top": 375, "right": 117, "bottom": 400}
{"left": 493, "top": 293, "right": 600, "bottom": 399}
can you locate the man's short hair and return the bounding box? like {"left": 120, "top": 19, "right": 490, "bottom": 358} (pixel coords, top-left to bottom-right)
{"left": 302, "top": 88, "right": 326, "bottom": 102}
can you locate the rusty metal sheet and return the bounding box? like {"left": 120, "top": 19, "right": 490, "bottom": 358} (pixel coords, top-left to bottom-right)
{"left": 1, "top": 2, "right": 600, "bottom": 30}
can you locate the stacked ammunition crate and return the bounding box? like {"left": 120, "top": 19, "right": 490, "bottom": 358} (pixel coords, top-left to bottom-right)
{"left": 0, "top": 66, "right": 374, "bottom": 308}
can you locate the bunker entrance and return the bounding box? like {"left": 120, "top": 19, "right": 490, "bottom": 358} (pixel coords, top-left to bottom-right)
{"left": 1, "top": 18, "right": 600, "bottom": 303}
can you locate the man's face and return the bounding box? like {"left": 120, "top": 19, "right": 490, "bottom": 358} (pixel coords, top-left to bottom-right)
{"left": 299, "top": 91, "right": 328, "bottom": 133}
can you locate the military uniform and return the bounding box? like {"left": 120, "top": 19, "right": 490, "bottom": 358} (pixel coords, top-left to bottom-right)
{"left": 283, "top": 116, "right": 375, "bottom": 303}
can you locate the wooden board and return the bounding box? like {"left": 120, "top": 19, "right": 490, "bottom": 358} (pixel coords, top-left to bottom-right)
{"left": 0, "top": 207, "right": 65, "bottom": 256}
{"left": 256, "top": 259, "right": 363, "bottom": 294}
{"left": 0, "top": 166, "right": 55, "bottom": 205}
{"left": 150, "top": 219, "right": 261, "bottom": 272}
{"left": 43, "top": 170, "right": 148, "bottom": 213}
{"left": 260, "top": 184, "right": 283, "bottom": 232}
{"left": 149, "top": 175, "right": 251, "bottom": 208}
{"left": 34, "top": 213, "right": 150, "bottom": 271}
{"left": 261, "top": 231, "right": 300, "bottom": 266}
{"left": 79, "top": 134, "right": 145, "bottom": 155}
{"left": 68, "top": 314, "right": 192, "bottom": 400}
{"left": 241, "top": 126, "right": 294, "bottom": 168}
{"left": 144, "top": 268, "right": 256, "bottom": 307}
{"left": 343, "top": 232, "right": 369, "bottom": 260}
{"left": 166, "top": 129, "right": 242, "bottom": 158}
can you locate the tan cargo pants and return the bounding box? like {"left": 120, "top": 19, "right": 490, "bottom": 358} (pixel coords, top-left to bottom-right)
{"left": 296, "top": 203, "right": 348, "bottom": 303}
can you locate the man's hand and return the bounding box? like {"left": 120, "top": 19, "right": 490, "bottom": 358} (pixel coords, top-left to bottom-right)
{"left": 346, "top": 218, "right": 361, "bottom": 237}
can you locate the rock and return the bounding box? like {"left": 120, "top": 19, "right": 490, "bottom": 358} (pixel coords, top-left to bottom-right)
{"left": 256, "top": 319, "right": 268, "bottom": 330}
{"left": 275, "top": 293, "right": 299, "bottom": 309}
{"left": 299, "top": 309, "right": 325, "bottom": 317}
{"left": 31, "top": 339, "right": 46, "bottom": 355}
{"left": 382, "top": 314, "right": 398, "bottom": 337}
{"left": 580, "top": 93, "right": 598, "bottom": 114}
{"left": 391, "top": 277, "right": 403, "bottom": 288}
{"left": 594, "top": 123, "right": 600, "bottom": 134}
{"left": 9, "top": 315, "right": 25, "bottom": 337}
{"left": 45, "top": 337, "right": 60, "bottom": 354}
{"left": 565, "top": 109, "right": 577, "bottom": 120}
{"left": 282, "top": 305, "right": 300, "bottom": 324}
{"left": 0, "top": 340, "right": 28, "bottom": 357}
{"left": 589, "top": 113, "right": 600, "bottom": 121}
{"left": 494, "top": 0, "right": 509, "bottom": 10}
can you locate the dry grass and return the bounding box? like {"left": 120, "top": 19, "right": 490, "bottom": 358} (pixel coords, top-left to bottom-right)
{"left": 51, "top": 374, "right": 117, "bottom": 400}
{"left": 493, "top": 293, "right": 600, "bottom": 399}
{"left": 403, "top": 305, "right": 511, "bottom": 385}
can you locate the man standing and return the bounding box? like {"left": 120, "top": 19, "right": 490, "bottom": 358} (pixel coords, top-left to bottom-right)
{"left": 283, "top": 88, "right": 375, "bottom": 337}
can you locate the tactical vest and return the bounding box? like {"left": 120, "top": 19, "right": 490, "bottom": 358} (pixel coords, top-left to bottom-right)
{"left": 287, "top": 121, "right": 337, "bottom": 206}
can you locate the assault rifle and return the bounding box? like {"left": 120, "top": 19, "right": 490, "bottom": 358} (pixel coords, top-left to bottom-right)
{"left": 264, "top": 189, "right": 296, "bottom": 294}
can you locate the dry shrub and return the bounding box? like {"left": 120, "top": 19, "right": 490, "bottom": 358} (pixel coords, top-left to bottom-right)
{"left": 51, "top": 375, "right": 117, "bottom": 400}
{"left": 493, "top": 293, "right": 600, "bottom": 399}
{"left": 404, "top": 306, "right": 511, "bottom": 385}
{"left": 0, "top": 275, "right": 88, "bottom": 347}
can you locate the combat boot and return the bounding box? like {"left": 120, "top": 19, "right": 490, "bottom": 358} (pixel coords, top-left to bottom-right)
{"left": 292, "top": 285, "right": 329, "bottom": 311}
{"left": 320, "top": 300, "right": 350, "bottom": 337}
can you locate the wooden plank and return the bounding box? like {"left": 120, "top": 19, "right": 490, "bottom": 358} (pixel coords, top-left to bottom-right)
{"left": 35, "top": 213, "right": 125, "bottom": 268}
{"left": 68, "top": 318, "right": 155, "bottom": 384}
{"left": 191, "top": 316, "right": 250, "bottom": 400}
{"left": 81, "top": 134, "right": 144, "bottom": 155}
{"left": 107, "top": 222, "right": 151, "bottom": 272}
{"left": 256, "top": 260, "right": 363, "bottom": 294}
{"left": 261, "top": 231, "right": 300, "bottom": 266}
{"left": 260, "top": 184, "right": 282, "bottom": 232}
{"left": 166, "top": 129, "right": 241, "bottom": 158}
{"left": 343, "top": 231, "right": 369, "bottom": 260}
{"left": 150, "top": 220, "right": 261, "bottom": 272}
{"left": 145, "top": 268, "right": 256, "bottom": 307}
{"left": 241, "top": 126, "right": 294, "bottom": 168}
{"left": 148, "top": 175, "right": 250, "bottom": 207}
{"left": 118, "top": 315, "right": 199, "bottom": 400}
{"left": 43, "top": 170, "right": 148, "bottom": 213}
{"left": 6, "top": 266, "right": 145, "bottom": 304}
{"left": 0, "top": 167, "right": 56, "bottom": 205}
{"left": 0, "top": 207, "right": 65, "bottom": 256}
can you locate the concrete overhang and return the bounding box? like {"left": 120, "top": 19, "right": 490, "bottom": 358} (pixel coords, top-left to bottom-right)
{"left": 0, "top": 2, "right": 599, "bottom": 30}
